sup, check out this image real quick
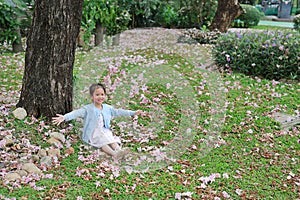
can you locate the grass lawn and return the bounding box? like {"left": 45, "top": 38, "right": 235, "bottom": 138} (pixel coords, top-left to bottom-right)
{"left": 0, "top": 28, "right": 299, "bottom": 199}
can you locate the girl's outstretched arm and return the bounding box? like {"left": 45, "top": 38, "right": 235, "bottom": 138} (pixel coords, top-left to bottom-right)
{"left": 52, "top": 114, "right": 65, "bottom": 125}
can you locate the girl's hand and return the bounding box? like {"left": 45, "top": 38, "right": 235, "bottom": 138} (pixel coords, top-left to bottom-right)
{"left": 52, "top": 114, "right": 65, "bottom": 126}
{"left": 135, "top": 110, "right": 143, "bottom": 116}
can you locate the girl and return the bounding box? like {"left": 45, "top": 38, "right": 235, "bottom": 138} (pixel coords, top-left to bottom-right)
{"left": 52, "top": 83, "right": 142, "bottom": 159}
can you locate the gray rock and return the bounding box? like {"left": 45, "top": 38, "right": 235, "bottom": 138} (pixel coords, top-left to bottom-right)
{"left": 12, "top": 107, "right": 27, "bottom": 120}
{"left": 4, "top": 172, "right": 21, "bottom": 182}
{"left": 38, "top": 149, "right": 47, "bottom": 158}
{"left": 47, "top": 137, "right": 62, "bottom": 146}
{"left": 4, "top": 135, "right": 14, "bottom": 146}
{"left": 50, "top": 132, "right": 65, "bottom": 143}
{"left": 47, "top": 148, "right": 61, "bottom": 158}
{"left": 17, "top": 170, "right": 28, "bottom": 177}
{"left": 40, "top": 156, "right": 52, "bottom": 167}
{"left": 32, "top": 155, "right": 40, "bottom": 162}
{"left": 21, "top": 163, "right": 42, "bottom": 175}
{"left": 273, "top": 112, "right": 300, "bottom": 130}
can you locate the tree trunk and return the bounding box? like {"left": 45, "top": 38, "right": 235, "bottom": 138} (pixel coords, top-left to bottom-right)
{"left": 12, "top": 17, "right": 24, "bottom": 53}
{"left": 112, "top": 33, "right": 120, "bottom": 46}
{"left": 12, "top": 28, "right": 24, "bottom": 53}
{"left": 209, "top": 0, "right": 244, "bottom": 32}
{"left": 94, "top": 20, "right": 104, "bottom": 46}
{"left": 16, "top": 0, "right": 84, "bottom": 120}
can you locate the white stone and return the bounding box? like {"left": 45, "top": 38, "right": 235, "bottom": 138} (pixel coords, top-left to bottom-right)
{"left": 12, "top": 107, "right": 27, "bottom": 120}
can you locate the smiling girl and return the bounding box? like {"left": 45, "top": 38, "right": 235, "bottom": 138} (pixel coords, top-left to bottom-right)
{"left": 52, "top": 83, "right": 142, "bottom": 159}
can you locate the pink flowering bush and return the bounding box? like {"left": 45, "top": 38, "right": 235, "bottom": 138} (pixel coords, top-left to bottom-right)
{"left": 212, "top": 30, "right": 300, "bottom": 80}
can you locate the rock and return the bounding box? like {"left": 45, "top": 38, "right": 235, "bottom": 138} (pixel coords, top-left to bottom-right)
{"left": 40, "top": 156, "right": 52, "bottom": 167}
{"left": 50, "top": 132, "right": 65, "bottom": 143}
{"left": 47, "top": 137, "right": 62, "bottom": 146}
{"left": 22, "top": 163, "right": 42, "bottom": 175}
{"left": 12, "top": 107, "right": 27, "bottom": 120}
{"left": 38, "top": 149, "right": 47, "bottom": 158}
{"left": 4, "top": 172, "right": 21, "bottom": 182}
{"left": 17, "top": 170, "right": 28, "bottom": 177}
{"left": 47, "top": 148, "right": 60, "bottom": 158}
{"left": 4, "top": 135, "right": 14, "bottom": 146}
{"left": 64, "top": 147, "right": 75, "bottom": 155}
{"left": 273, "top": 112, "right": 300, "bottom": 130}
{"left": 32, "top": 155, "right": 40, "bottom": 162}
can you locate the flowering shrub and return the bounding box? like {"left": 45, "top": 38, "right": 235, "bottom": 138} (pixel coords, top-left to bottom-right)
{"left": 293, "top": 14, "right": 300, "bottom": 31}
{"left": 212, "top": 30, "right": 300, "bottom": 80}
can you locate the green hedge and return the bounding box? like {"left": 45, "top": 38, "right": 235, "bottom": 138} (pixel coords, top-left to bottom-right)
{"left": 233, "top": 4, "right": 264, "bottom": 28}
{"left": 212, "top": 30, "right": 300, "bottom": 80}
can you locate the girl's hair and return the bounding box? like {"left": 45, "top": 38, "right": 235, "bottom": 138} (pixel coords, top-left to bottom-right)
{"left": 89, "top": 83, "right": 106, "bottom": 96}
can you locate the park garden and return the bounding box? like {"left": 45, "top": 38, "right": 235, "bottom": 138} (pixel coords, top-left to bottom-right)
{"left": 0, "top": 0, "right": 300, "bottom": 199}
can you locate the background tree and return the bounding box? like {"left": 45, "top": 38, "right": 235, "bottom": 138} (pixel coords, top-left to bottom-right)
{"left": 0, "top": 0, "right": 32, "bottom": 52}
{"left": 81, "top": 0, "right": 114, "bottom": 46}
{"left": 209, "top": 0, "right": 244, "bottom": 32}
{"left": 16, "top": 0, "right": 84, "bottom": 119}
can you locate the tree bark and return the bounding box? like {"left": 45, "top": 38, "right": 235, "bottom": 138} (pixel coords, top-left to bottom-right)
{"left": 12, "top": 17, "right": 24, "bottom": 53}
{"left": 209, "top": 0, "right": 244, "bottom": 32}
{"left": 17, "top": 0, "right": 84, "bottom": 120}
{"left": 12, "top": 27, "right": 24, "bottom": 53}
{"left": 95, "top": 20, "right": 104, "bottom": 46}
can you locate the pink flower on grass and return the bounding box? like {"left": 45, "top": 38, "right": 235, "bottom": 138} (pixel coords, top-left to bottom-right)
{"left": 222, "top": 191, "right": 231, "bottom": 199}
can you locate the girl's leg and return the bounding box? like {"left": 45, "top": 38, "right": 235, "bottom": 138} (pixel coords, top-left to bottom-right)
{"left": 101, "top": 145, "right": 116, "bottom": 156}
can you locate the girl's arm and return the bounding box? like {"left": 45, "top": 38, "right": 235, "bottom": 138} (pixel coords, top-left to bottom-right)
{"left": 111, "top": 106, "right": 143, "bottom": 117}
{"left": 52, "top": 107, "right": 87, "bottom": 125}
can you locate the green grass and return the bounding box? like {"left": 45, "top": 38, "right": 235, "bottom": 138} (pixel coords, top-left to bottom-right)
{"left": 0, "top": 30, "right": 299, "bottom": 200}
{"left": 252, "top": 25, "right": 293, "bottom": 30}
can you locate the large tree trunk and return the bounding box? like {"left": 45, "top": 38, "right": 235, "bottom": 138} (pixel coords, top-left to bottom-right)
{"left": 17, "top": 0, "right": 84, "bottom": 120}
{"left": 209, "top": 0, "right": 244, "bottom": 32}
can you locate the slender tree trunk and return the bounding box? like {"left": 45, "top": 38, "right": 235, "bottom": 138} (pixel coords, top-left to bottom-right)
{"left": 95, "top": 20, "right": 104, "bottom": 46}
{"left": 17, "top": 0, "right": 84, "bottom": 120}
{"left": 12, "top": 28, "right": 24, "bottom": 53}
{"left": 209, "top": 0, "right": 244, "bottom": 32}
{"left": 12, "top": 17, "right": 24, "bottom": 53}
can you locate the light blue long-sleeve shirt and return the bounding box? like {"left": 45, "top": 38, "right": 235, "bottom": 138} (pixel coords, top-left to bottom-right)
{"left": 64, "top": 103, "right": 135, "bottom": 144}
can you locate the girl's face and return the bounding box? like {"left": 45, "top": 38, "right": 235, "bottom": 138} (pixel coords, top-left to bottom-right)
{"left": 91, "top": 87, "right": 106, "bottom": 106}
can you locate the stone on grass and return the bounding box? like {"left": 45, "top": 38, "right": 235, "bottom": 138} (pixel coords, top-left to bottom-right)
{"left": 273, "top": 112, "right": 300, "bottom": 130}
{"left": 4, "top": 172, "right": 21, "bottom": 182}
{"left": 12, "top": 107, "right": 27, "bottom": 120}
{"left": 18, "top": 170, "right": 28, "bottom": 177}
{"left": 50, "top": 132, "right": 65, "bottom": 143}
{"left": 32, "top": 155, "right": 40, "bottom": 162}
{"left": 47, "top": 137, "right": 62, "bottom": 146}
{"left": 64, "top": 147, "right": 75, "bottom": 155}
{"left": 47, "top": 148, "right": 60, "bottom": 158}
{"left": 4, "top": 135, "right": 14, "bottom": 146}
{"left": 22, "top": 163, "right": 42, "bottom": 175}
{"left": 38, "top": 149, "right": 47, "bottom": 157}
{"left": 40, "top": 156, "right": 52, "bottom": 167}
